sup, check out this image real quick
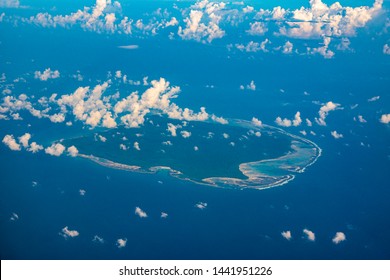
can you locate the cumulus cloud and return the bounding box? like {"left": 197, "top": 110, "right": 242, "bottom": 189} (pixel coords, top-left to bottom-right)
{"left": 211, "top": 114, "right": 228, "bottom": 124}
{"left": 234, "top": 39, "right": 270, "bottom": 53}
{"left": 247, "top": 21, "right": 268, "bottom": 36}
{"left": 60, "top": 226, "right": 79, "bottom": 239}
{"left": 2, "top": 134, "right": 21, "bottom": 151}
{"left": 161, "top": 212, "right": 168, "bottom": 218}
{"left": 18, "top": 133, "right": 31, "bottom": 148}
{"left": 79, "top": 189, "right": 86, "bottom": 196}
{"left": 34, "top": 68, "right": 60, "bottom": 81}
{"left": 303, "top": 228, "right": 315, "bottom": 241}
{"left": 282, "top": 41, "right": 293, "bottom": 54}
{"left": 331, "top": 131, "right": 343, "bottom": 139}
{"left": 135, "top": 206, "right": 147, "bottom": 218}
{"left": 251, "top": 117, "right": 262, "bottom": 127}
{"left": 380, "top": 114, "right": 390, "bottom": 124}
{"left": 178, "top": 1, "right": 226, "bottom": 43}
{"left": 167, "top": 123, "right": 178, "bottom": 136}
{"left": 281, "top": 231, "right": 292, "bottom": 240}
{"left": 315, "top": 101, "right": 340, "bottom": 126}
{"left": 332, "top": 232, "right": 346, "bottom": 244}
{"left": 195, "top": 202, "right": 207, "bottom": 209}
{"left": 116, "top": 238, "right": 127, "bottom": 248}
{"left": 275, "top": 112, "right": 302, "bottom": 127}
{"left": 28, "top": 142, "right": 43, "bottom": 153}
{"left": 45, "top": 143, "right": 66, "bottom": 156}
{"left": 67, "top": 145, "right": 79, "bottom": 157}
{"left": 181, "top": 130, "right": 191, "bottom": 138}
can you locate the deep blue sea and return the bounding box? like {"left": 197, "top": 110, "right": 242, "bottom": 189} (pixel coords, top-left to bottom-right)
{"left": 0, "top": 0, "right": 389, "bottom": 259}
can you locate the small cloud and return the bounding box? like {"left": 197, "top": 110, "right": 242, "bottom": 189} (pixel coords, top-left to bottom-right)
{"left": 67, "top": 145, "right": 79, "bottom": 157}
{"left": 2, "top": 134, "right": 21, "bottom": 151}
{"left": 380, "top": 114, "right": 390, "bottom": 124}
{"left": 180, "top": 130, "right": 191, "bottom": 138}
{"left": 60, "top": 226, "right": 79, "bottom": 239}
{"left": 98, "top": 135, "right": 107, "bottom": 142}
{"left": 251, "top": 117, "right": 262, "bottom": 127}
{"left": 332, "top": 232, "right": 346, "bottom": 244}
{"left": 45, "top": 143, "right": 66, "bottom": 156}
{"left": 133, "top": 141, "right": 141, "bottom": 150}
{"left": 240, "top": 80, "right": 256, "bottom": 91}
{"left": 275, "top": 112, "right": 302, "bottom": 127}
{"left": 28, "top": 142, "right": 43, "bottom": 153}
{"left": 303, "top": 229, "right": 315, "bottom": 241}
{"left": 368, "top": 96, "right": 380, "bottom": 102}
{"left": 92, "top": 235, "right": 104, "bottom": 244}
{"left": 135, "top": 207, "right": 147, "bottom": 218}
{"left": 18, "top": 133, "right": 31, "bottom": 148}
{"left": 161, "top": 212, "right": 168, "bottom": 218}
{"left": 281, "top": 230, "right": 292, "bottom": 240}
{"left": 195, "top": 202, "right": 207, "bottom": 209}
{"left": 10, "top": 212, "right": 19, "bottom": 221}
{"left": 315, "top": 101, "right": 340, "bottom": 126}
{"left": 118, "top": 45, "right": 139, "bottom": 50}
{"left": 222, "top": 133, "right": 229, "bottom": 139}
{"left": 34, "top": 68, "right": 60, "bottom": 81}
{"left": 331, "top": 131, "right": 343, "bottom": 139}
{"left": 79, "top": 189, "right": 86, "bottom": 196}
{"left": 116, "top": 238, "right": 127, "bottom": 248}
{"left": 194, "top": 146, "right": 199, "bottom": 151}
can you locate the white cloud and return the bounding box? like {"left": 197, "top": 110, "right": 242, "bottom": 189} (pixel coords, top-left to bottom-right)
{"left": 161, "top": 212, "right": 168, "bottom": 218}
{"left": 331, "top": 131, "right": 343, "bottom": 139}
{"left": 194, "top": 146, "right": 199, "bottom": 151}
{"left": 282, "top": 41, "right": 293, "bottom": 54}
{"left": 384, "top": 44, "right": 390, "bottom": 55}
{"left": 79, "top": 189, "right": 86, "bottom": 196}
{"left": 332, "top": 232, "right": 346, "bottom": 244}
{"left": 135, "top": 206, "right": 147, "bottom": 218}
{"left": 34, "top": 68, "right": 60, "bottom": 81}
{"left": 368, "top": 96, "right": 380, "bottom": 102}
{"left": 303, "top": 228, "right": 315, "bottom": 241}
{"left": 222, "top": 133, "right": 229, "bottom": 139}
{"left": 119, "top": 144, "right": 128, "bottom": 150}
{"left": 178, "top": 2, "right": 226, "bottom": 43}
{"left": 195, "top": 202, "right": 207, "bottom": 209}
{"left": 167, "top": 123, "right": 178, "bottom": 136}
{"left": 116, "top": 238, "right": 127, "bottom": 248}
{"left": 67, "top": 145, "right": 79, "bottom": 157}
{"left": 118, "top": 45, "right": 139, "bottom": 50}
{"left": 315, "top": 101, "right": 340, "bottom": 126}
{"left": 98, "top": 135, "right": 107, "bottom": 142}
{"left": 181, "top": 130, "right": 191, "bottom": 138}
{"left": 92, "top": 235, "right": 104, "bottom": 243}
{"left": 45, "top": 143, "right": 66, "bottom": 156}
{"left": 380, "top": 114, "right": 390, "bottom": 124}
{"left": 308, "top": 37, "right": 334, "bottom": 59}
{"left": 275, "top": 111, "right": 302, "bottom": 127}
{"left": 10, "top": 212, "right": 19, "bottom": 221}
{"left": 28, "top": 142, "right": 43, "bottom": 153}
{"left": 251, "top": 117, "right": 262, "bottom": 127}
{"left": 240, "top": 80, "right": 256, "bottom": 91}
{"left": 281, "top": 231, "right": 292, "bottom": 240}
{"left": 0, "top": 0, "right": 20, "bottom": 8}
{"left": 211, "top": 114, "right": 228, "bottom": 124}
{"left": 235, "top": 39, "right": 270, "bottom": 53}
{"left": 60, "top": 226, "right": 79, "bottom": 239}
{"left": 49, "top": 113, "right": 66, "bottom": 123}
{"left": 133, "top": 141, "right": 140, "bottom": 150}
{"left": 247, "top": 21, "right": 268, "bottom": 36}
{"left": 357, "top": 115, "right": 367, "bottom": 123}
{"left": 2, "top": 134, "right": 21, "bottom": 151}
{"left": 18, "top": 133, "right": 31, "bottom": 148}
